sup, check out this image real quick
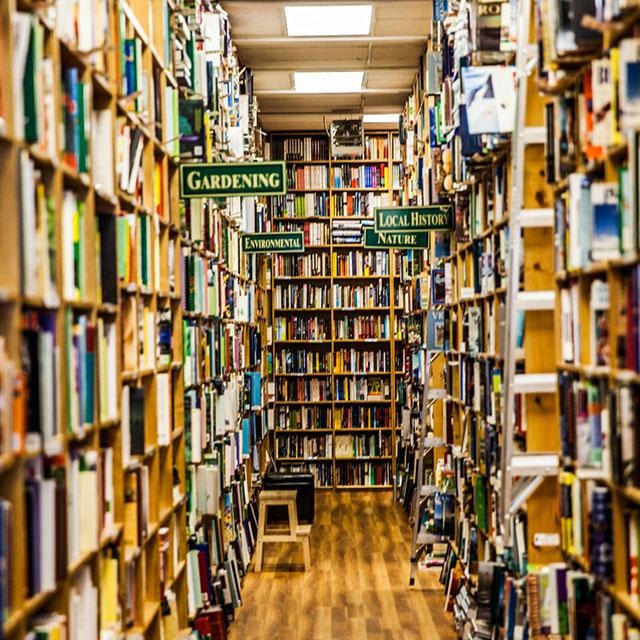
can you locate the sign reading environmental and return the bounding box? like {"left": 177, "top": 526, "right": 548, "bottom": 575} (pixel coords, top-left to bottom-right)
{"left": 364, "top": 228, "right": 430, "bottom": 249}
{"left": 241, "top": 232, "right": 304, "bottom": 254}
{"left": 374, "top": 205, "right": 453, "bottom": 232}
{"left": 180, "top": 161, "right": 286, "bottom": 198}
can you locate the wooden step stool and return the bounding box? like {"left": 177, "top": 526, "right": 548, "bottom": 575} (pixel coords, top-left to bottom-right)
{"left": 254, "top": 490, "right": 311, "bottom": 572}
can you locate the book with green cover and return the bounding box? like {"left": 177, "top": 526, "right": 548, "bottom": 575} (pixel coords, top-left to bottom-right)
{"left": 78, "top": 82, "right": 89, "bottom": 174}
{"left": 23, "top": 18, "right": 41, "bottom": 143}
{"left": 475, "top": 474, "right": 487, "bottom": 531}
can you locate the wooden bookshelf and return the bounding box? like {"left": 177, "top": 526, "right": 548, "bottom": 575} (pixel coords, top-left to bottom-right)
{"left": 543, "top": 5, "right": 640, "bottom": 626}
{"left": 395, "top": 0, "right": 640, "bottom": 634}
{"left": 0, "top": 0, "right": 187, "bottom": 637}
{"left": 0, "top": 1, "right": 269, "bottom": 638}
{"left": 267, "top": 131, "right": 405, "bottom": 490}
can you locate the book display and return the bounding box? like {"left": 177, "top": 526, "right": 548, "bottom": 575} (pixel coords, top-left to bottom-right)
{"left": 267, "top": 132, "right": 406, "bottom": 489}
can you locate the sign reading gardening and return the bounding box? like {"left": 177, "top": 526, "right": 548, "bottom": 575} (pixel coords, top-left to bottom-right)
{"left": 364, "top": 228, "right": 430, "bottom": 249}
{"left": 374, "top": 205, "right": 453, "bottom": 232}
{"left": 241, "top": 232, "right": 304, "bottom": 254}
{"left": 180, "top": 161, "right": 286, "bottom": 198}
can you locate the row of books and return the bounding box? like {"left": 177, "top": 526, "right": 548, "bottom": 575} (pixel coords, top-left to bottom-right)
{"left": 333, "top": 250, "right": 395, "bottom": 277}
{"left": 331, "top": 164, "right": 389, "bottom": 189}
{"left": 276, "top": 221, "right": 329, "bottom": 246}
{"left": 276, "top": 433, "right": 333, "bottom": 459}
{"left": 182, "top": 251, "right": 258, "bottom": 321}
{"left": 286, "top": 165, "right": 329, "bottom": 190}
{"left": 182, "top": 201, "right": 245, "bottom": 274}
{"left": 273, "top": 253, "right": 330, "bottom": 278}
{"left": 334, "top": 433, "right": 392, "bottom": 458}
{"left": 275, "top": 378, "right": 332, "bottom": 402}
{"left": 334, "top": 405, "right": 391, "bottom": 430}
{"left": 183, "top": 321, "right": 260, "bottom": 385}
{"left": 269, "top": 136, "right": 330, "bottom": 161}
{"left": 274, "top": 406, "right": 332, "bottom": 431}
{"left": 273, "top": 284, "right": 330, "bottom": 309}
{"left": 334, "top": 314, "right": 397, "bottom": 340}
{"left": 274, "top": 317, "right": 330, "bottom": 341}
{"left": 273, "top": 349, "right": 331, "bottom": 374}
{"left": 116, "top": 212, "right": 171, "bottom": 293}
{"left": 332, "top": 281, "right": 395, "bottom": 308}
{"left": 330, "top": 191, "right": 391, "bottom": 217}
{"left": 331, "top": 219, "right": 365, "bottom": 245}
{"left": 272, "top": 193, "right": 330, "bottom": 218}
{"left": 334, "top": 376, "right": 391, "bottom": 402}
{"left": 333, "top": 348, "right": 398, "bottom": 374}
{"left": 277, "top": 462, "right": 334, "bottom": 487}
{"left": 121, "top": 377, "right": 174, "bottom": 463}
{"left": 363, "top": 135, "right": 394, "bottom": 161}
{"left": 335, "top": 461, "right": 392, "bottom": 486}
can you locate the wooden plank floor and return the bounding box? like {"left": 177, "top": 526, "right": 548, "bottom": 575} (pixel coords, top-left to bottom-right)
{"left": 228, "top": 491, "right": 457, "bottom": 640}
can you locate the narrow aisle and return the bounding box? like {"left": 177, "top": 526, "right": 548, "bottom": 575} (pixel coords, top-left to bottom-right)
{"left": 229, "top": 493, "right": 457, "bottom": 640}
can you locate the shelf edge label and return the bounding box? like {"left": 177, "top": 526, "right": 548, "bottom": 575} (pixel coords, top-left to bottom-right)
{"left": 180, "top": 161, "right": 287, "bottom": 198}
{"left": 241, "top": 232, "right": 305, "bottom": 254}
{"left": 374, "top": 205, "right": 453, "bottom": 232}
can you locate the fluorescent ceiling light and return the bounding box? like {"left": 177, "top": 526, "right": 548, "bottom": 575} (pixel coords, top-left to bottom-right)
{"left": 363, "top": 113, "right": 400, "bottom": 123}
{"left": 284, "top": 5, "right": 373, "bottom": 36}
{"left": 294, "top": 71, "right": 364, "bottom": 93}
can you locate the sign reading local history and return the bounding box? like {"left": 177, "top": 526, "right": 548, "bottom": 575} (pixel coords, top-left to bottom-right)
{"left": 241, "top": 232, "right": 305, "bottom": 254}
{"left": 364, "top": 228, "right": 430, "bottom": 249}
{"left": 374, "top": 205, "right": 453, "bottom": 232}
{"left": 180, "top": 161, "right": 286, "bottom": 198}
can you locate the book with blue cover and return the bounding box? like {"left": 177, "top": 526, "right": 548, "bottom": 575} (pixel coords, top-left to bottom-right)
{"left": 590, "top": 182, "right": 620, "bottom": 261}
{"left": 427, "top": 310, "right": 446, "bottom": 352}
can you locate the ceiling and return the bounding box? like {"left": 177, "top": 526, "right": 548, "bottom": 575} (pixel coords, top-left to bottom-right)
{"left": 220, "top": 0, "right": 431, "bottom": 131}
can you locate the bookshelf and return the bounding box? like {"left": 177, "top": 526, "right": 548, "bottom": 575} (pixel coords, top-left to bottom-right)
{"left": 266, "top": 131, "right": 406, "bottom": 490}
{"left": 0, "top": 0, "right": 186, "bottom": 637}
{"left": 0, "top": 1, "right": 268, "bottom": 638}
{"left": 542, "top": 3, "right": 640, "bottom": 630}
{"left": 395, "top": 0, "right": 640, "bottom": 635}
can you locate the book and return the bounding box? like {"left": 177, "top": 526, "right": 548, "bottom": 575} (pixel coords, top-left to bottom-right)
{"left": 461, "top": 66, "right": 516, "bottom": 134}
{"left": 129, "top": 386, "right": 146, "bottom": 457}
{"left": 590, "top": 182, "right": 620, "bottom": 261}
{"left": 92, "top": 109, "right": 115, "bottom": 195}
{"left": 590, "top": 279, "right": 610, "bottom": 367}
{"left": 427, "top": 310, "right": 446, "bottom": 351}
{"left": 62, "top": 190, "right": 87, "bottom": 301}
{"left": 619, "top": 38, "right": 640, "bottom": 128}
{"left": 64, "top": 311, "right": 95, "bottom": 434}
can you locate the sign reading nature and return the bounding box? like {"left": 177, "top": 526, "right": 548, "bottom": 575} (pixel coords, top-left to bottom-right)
{"left": 180, "top": 161, "right": 286, "bottom": 198}
{"left": 374, "top": 205, "right": 454, "bottom": 232}
{"left": 364, "top": 228, "right": 430, "bottom": 249}
{"left": 241, "top": 232, "right": 305, "bottom": 254}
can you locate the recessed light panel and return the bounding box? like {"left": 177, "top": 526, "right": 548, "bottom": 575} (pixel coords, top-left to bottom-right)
{"left": 294, "top": 71, "right": 364, "bottom": 93}
{"left": 284, "top": 5, "right": 373, "bottom": 37}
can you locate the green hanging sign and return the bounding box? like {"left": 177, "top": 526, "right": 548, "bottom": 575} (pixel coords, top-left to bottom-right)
{"left": 180, "top": 161, "right": 287, "bottom": 198}
{"left": 364, "top": 228, "right": 430, "bottom": 249}
{"left": 374, "top": 205, "right": 453, "bottom": 232}
{"left": 241, "top": 232, "right": 305, "bottom": 254}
